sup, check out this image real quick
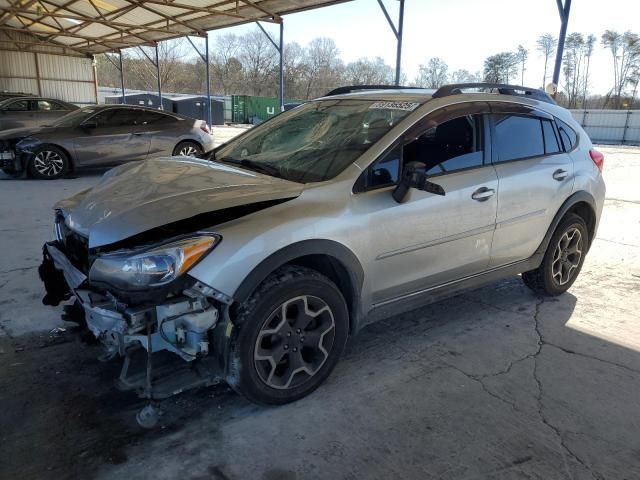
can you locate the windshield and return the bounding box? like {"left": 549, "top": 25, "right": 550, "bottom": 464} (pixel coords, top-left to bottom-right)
{"left": 51, "top": 107, "right": 98, "bottom": 127}
{"left": 215, "top": 99, "right": 420, "bottom": 183}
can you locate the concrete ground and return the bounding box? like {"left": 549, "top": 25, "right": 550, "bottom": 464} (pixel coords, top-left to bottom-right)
{"left": 0, "top": 144, "right": 639, "bottom": 480}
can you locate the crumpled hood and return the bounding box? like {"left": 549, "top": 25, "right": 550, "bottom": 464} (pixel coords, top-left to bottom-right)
{"left": 56, "top": 157, "right": 304, "bottom": 248}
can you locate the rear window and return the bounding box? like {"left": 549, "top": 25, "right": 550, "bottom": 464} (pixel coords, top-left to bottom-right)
{"left": 492, "top": 114, "right": 544, "bottom": 162}
{"left": 556, "top": 118, "right": 578, "bottom": 151}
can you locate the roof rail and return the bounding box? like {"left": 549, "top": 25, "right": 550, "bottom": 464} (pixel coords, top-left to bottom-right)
{"left": 325, "top": 85, "right": 425, "bottom": 96}
{"left": 432, "top": 83, "right": 556, "bottom": 105}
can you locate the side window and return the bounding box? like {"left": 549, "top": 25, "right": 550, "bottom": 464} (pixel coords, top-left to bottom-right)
{"left": 37, "top": 100, "right": 52, "bottom": 111}
{"left": 542, "top": 120, "right": 561, "bottom": 154}
{"left": 92, "top": 110, "right": 118, "bottom": 127}
{"left": 369, "top": 145, "right": 402, "bottom": 188}
{"left": 5, "top": 100, "right": 29, "bottom": 111}
{"left": 94, "top": 108, "right": 139, "bottom": 127}
{"left": 403, "top": 114, "right": 484, "bottom": 176}
{"left": 556, "top": 118, "right": 577, "bottom": 152}
{"left": 140, "top": 111, "right": 178, "bottom": 126}
{"left": 492, "top": 114, "right": 544, "bottom": 162}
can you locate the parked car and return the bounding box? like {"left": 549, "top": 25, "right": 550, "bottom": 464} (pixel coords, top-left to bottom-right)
{"left": 0, "top": 96, "right": 78, "bottom": 130}
{"left": 0, "top": 104, "right": 214, "bottom": 179}
{"left": 0, "top": 91, "right": 33, "bottom": 102}
{"left": 39, "top": 83, "right": 605, "bottom": 426}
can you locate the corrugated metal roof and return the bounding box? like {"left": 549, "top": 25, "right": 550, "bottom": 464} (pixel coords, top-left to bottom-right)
{"left": 0, "top": 0, "right": 352, "bottom": 57}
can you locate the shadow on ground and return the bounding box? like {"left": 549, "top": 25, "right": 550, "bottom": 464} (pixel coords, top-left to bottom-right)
{"left": 1, "top": 275, "right": 639, "bottom": 480}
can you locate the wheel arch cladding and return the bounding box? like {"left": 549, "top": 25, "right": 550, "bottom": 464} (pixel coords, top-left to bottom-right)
{"left": 233, "top": 239, "right": 365, "bottom": 334}
{"left": 537, "top": 191, "right": 597, "bottom": 256}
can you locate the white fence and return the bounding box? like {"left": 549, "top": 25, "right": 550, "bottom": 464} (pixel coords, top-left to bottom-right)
{"left": 569, "top": 110, "right": 640, "bottom": 146}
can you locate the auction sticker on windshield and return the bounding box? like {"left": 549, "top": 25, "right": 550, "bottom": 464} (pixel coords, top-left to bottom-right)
{"left": 369, "top": 101, "right": 420, "bottom": 111}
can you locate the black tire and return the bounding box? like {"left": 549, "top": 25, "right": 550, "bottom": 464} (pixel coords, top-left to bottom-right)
{"left": 172, "top": 141, "right": 203, "bottom": 157}
{"left": 522, "top": 213, "right": 589, "bottom": 296}
{"left": 28, "top": 145, "right": 69, "bottom": 180}
{"left": 227, "top": 265, "right": 349, "bottom": 405}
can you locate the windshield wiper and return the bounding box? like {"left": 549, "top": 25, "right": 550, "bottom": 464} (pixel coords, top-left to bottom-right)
{"left": 218, "top": 157, "right": 281, "bottom": 178}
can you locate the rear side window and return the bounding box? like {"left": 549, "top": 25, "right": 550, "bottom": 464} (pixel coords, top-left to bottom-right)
{"left": 542, "top": 120, "right": 561, "bottom": 154}
{"left": 492, "top": 114, "right": 544, "bottom": 162}
{"left": 556, "top": 118, "right": 577, "bottom": 151}
{"left": 139, "top": 111, "right": 178, "bottom": 126}
{"left": 5, "top": 99, "right": 29, "bottom": 111}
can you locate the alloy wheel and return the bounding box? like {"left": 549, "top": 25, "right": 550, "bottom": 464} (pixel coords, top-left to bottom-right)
{"left": 254, "top": 295, "right": 336, "bottom": 390}
{"left": 179, "top": 145, "right": 198, "bottom": 156}
{"left": 34, "top": 150, "right": 64, "bottom": 177}
{"left": 551, "top": 227, "right": 583, "bottom": 286}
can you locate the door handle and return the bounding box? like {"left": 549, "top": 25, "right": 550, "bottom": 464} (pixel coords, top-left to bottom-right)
{"left": 133, "top": 132, "right": 144, "bottom": 136}
{"left": 471, "top": 187, "right": 495, "bottom": 202}
{"left": 553, "top": 168, "right": 568, "bottom": 181}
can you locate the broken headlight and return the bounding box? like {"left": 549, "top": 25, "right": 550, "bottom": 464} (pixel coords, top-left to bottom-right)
{"left": 89, "top": 235, "right": 219, "bottom": 290}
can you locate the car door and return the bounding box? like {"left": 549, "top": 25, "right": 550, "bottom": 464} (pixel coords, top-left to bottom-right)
{"left": 487, "top": 103, "right": 574, "bottom": 267}
{"left": 73, "top": 108, "right": 150, "bottom": 167}
{"left": 0, "top": 99, "right": 33, "bottom": 129}
{"left": 353, "top": 103, "right": 499, "bottom": 305}
{"left": 136, "top": 110, "right": 178, "bottom": 158}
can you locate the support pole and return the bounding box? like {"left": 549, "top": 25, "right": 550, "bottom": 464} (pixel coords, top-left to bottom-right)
{"left": 256, "top": 20, "right": 284, "bottom": 111}
{"left": 395, "top": 0, "right": 405, "bottom": 86}
{"left": 205, "top": 33, "right": 211, "bottom": 127}
{"left": 551, "top": 0, "right": 571, "bottom": 98}
{"left": 279, "top": 21, "right": 284, "bottom": 111}
{"left": 119, "top": 50, "right": 125, "bottom": 103}
{"left": 377, "top": 0, "right": 405, "bottom": 86}
{"left": 155, "top": 43, "right": 163, "bottom": 110}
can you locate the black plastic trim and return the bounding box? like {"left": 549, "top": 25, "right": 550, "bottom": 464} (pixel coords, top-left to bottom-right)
{"left": 433, "top": 83, "right": 556, "bottom": 105}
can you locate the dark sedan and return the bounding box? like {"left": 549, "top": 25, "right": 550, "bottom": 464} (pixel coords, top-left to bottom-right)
{"left": 0, "top": 97, "right": 78, "bottom": 130}
{"left": 0, "top": 104, "right": 214, "bottom": 179}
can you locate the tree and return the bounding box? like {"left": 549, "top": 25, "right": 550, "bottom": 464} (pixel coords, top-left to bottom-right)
{"left": 414, "top": 57, "right": 448, "bottom": 88}
{"left": 517, "top": 45, "right": 528, "bottom": 85}
{"left": 450, "top": 69, "right": 481, "bottom": 84}
{"left": 344, "top": 57, "right": 394, "bottom": 85}
{"left": 536, "top": 33, "right": 556, "bottom": 88}
{"left": 601, "top": 30, "right": 640, "bottom": 108}
{"left": 582, "top": 34, "right": 597, "bottom": 107}
{"left": 562, "top": 33, "right": 586, "bottom": 108}
{"left": 483, "top": 52, "right": 518, "bottom": 83}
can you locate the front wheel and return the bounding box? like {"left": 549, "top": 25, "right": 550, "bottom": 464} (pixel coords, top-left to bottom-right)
{"left": 227, "top": 265, "right": 349, "bottom": 405}
{"left": 522, "top": 213, "right": 589, "bottom": 296}
{"left": 28, "top": 145, "right": 69, "bottom": 180}
{"left": 173, "top": 141, "right": 203, "bottom": 157}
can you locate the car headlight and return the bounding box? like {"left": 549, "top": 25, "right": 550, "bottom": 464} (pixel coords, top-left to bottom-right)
{"left": 89, "top": 235, "right": 219, "bottom": 290}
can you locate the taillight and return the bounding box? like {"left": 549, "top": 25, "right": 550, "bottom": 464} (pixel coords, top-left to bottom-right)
{"left": 589, "top": 149, "right": 604, "bottom": 172}
{"left": 200, "top": 122, "right": 210, "bottom": 134}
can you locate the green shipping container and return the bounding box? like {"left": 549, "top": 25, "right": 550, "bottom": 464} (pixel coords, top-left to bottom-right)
{"left": 231, "top": 95, "right": 303, "bottom": 124}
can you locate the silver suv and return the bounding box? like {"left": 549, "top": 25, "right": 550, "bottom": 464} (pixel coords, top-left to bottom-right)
{"left": 39, "top": 83, "right": 605, "bottom": 425}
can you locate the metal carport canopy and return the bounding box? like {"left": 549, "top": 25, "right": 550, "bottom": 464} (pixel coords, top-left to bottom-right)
{"left": 0, "top": 0, "right": 352, "bottom": 56}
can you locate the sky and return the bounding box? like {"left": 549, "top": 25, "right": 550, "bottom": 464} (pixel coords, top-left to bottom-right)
{"left": 204, "top": 0, "right": 640, "bottom": 95}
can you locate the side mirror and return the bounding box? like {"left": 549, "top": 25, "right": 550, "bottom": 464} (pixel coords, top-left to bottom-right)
{"left": 392, "top": 161, "right": 446, "bottom": 203}
{"left": 81, "top": 120, "right": 98, "bottom": 129}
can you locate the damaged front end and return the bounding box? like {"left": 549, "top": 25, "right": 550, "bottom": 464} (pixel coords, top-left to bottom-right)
{"left": 40, "top": 213, "right": 231, "bottom": 426}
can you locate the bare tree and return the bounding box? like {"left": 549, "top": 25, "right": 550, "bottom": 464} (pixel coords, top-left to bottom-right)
{"left": 302, "top": 37, "right": 344, "bottom": 98}
{"left": 517, "top": 45, "right": 528, "bottom": 85}
{"left": 483, "top": 52, "right": 518, "bottom": 83}
{"left": 582, "top": 34, "right": 597, "bottom": 107}
{"left": 414, "top": 57, "right": 449, "bottom": 88}
{"left": 450, "top": 69, "right": 481, "bottom": 84}
{"left": 536, "top": 33, "right": 556, "bottom": 88}
{"left": 601, "top": 30, "right": 640, "bottom": 108}
{"left": 563, "top": 33, "right": 586, "bottom": 108}
{"left": 344, "top": 57, "right": 394, "bottom": 85}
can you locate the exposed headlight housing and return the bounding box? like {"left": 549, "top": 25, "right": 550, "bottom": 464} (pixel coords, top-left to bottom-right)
{"left": 89, "top": 235, "right": 219, "bottom": 290}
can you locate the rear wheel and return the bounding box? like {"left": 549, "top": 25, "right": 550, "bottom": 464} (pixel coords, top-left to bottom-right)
{"left": 28, "top": 145, "right": 69, "bottom": 180}
{"left": 173, "top": 141, "right": 202, "bottom": 157}
{"left": 227, "top": 265, "right": 349, "bottom": 405}
{"left": 522, "top": 213, "right": 588, "bottom": 296}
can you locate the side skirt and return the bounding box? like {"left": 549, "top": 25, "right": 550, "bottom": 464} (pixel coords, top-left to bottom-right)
{"left": 362, "top": 255, "right": 542, "bottom": 327}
